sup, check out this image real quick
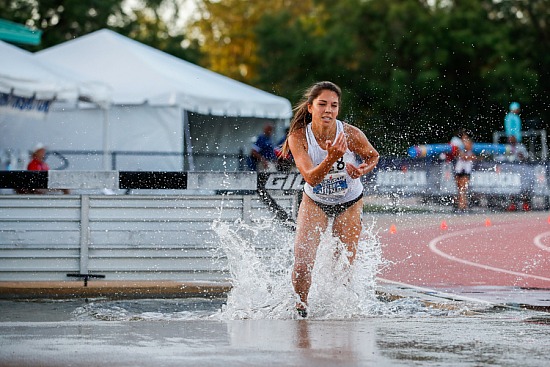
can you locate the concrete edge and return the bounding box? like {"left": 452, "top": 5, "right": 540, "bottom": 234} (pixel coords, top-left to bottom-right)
{"left": 4, "top": 279, "right": 547, "bottom": 313}
{"left": 0, "top": 278, "right": 488, "bottom": 308}
{"left": 0, "top": 281, "right": 232, "bottom": 300}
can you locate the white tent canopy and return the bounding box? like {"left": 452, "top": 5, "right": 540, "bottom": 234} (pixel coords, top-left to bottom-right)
{"left": 36, "top": 29, "right": 292, "bottom": 119}
{"left": 1, "top": 30, "right": 291, "bottom": 172}
{"left": 0, "top": 40, "right": 78, "bottom": 102}
{"left": 0, "top": 29, "right": 291, "bottom": 172}
{"left": 0, "top": 40, "right": 110, "bottom": 105}
{"left": 0, "top": 40, "right": 113, "bottom": 171}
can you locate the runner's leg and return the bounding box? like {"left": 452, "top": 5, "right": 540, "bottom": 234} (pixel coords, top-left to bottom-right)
{"left": 332, "top": 198, "right": 363, "bottom": 264}
{"left": 292, "top": 194, "right": 328, "bottom": 306}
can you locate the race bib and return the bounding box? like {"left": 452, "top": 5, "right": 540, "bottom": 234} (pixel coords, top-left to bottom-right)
{"left": 312, "top": 172, "right": 348, "bottom": 197}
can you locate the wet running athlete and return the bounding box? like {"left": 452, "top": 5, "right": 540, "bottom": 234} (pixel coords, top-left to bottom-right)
{"left": 280, "top": 81, "right": 379, "bottom": 317}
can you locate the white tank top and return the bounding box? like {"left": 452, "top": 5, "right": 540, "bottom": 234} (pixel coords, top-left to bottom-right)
{"left": 303, "top": 120, "right": 363, "bottom": 205}
{"left": 454, "top": 153, "right": 473, "bottom": 175}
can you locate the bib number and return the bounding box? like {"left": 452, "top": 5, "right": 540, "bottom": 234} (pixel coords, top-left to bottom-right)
{"left": 312, "top": 171, "right": 348, "bottom": 197}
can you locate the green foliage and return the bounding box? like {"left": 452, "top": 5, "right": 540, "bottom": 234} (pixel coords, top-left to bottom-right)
{"left": 2, "top": 0, "right": 547, "bottom": 155}
{"left": 0, "top": 0, "right": 201, "bottom": 62}
{"left": 0, "top": 0, "right": 127, "bottom": 50}
{"left": 0, "top": 0, "right": 34, "bottom": 26}
{"left": 250, "top": 0, "right": 549, "bottom": 154}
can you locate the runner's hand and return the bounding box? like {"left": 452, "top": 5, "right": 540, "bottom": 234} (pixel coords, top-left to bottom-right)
{"left": 346, "top": 162, "right": 369, "bottom": 179}
{"left": 326, "top": 132, "right": 347, "bottom": 162}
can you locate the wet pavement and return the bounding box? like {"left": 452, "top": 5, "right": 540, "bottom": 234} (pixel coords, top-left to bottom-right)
{"left": 2, "top": 210, "right": 550, "bottom": 366}
{"left": 1, "top": 293, "right": 549, "bottom": 367}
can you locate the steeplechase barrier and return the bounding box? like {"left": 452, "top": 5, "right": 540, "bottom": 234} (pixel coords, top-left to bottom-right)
{"left": 0, "top": 163, "right": 549, "bottom": 284}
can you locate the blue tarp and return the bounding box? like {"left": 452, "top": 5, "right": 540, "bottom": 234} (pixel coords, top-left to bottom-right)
{"left": 0, "top": 19, "right": 42, "bottom": 45}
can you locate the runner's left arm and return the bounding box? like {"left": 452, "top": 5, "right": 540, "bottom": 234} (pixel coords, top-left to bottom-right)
{"left": 344, "top": 124, "right": 379, "bottom": 179}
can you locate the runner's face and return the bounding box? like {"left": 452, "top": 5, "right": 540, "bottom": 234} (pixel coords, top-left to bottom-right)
{"left": 308, "top": 90, "right": 339, "bottom": 127}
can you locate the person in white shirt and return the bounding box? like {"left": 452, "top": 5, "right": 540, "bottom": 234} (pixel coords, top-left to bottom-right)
{"left": 280, "top": 81, "right": 379, "bottom": 317}
{"left": 453, "top": 130, "right": 476, "bottom": 211}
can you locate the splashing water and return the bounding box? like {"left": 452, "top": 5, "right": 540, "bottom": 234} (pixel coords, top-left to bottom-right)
{"left": 308, "top": 220, "right": 383, "bottom": 319}
{"left": 68, "top": 214, "right": 486, "bottom": 322}
{"left": 211, "top": 216, "right": 385, "bottom": 320}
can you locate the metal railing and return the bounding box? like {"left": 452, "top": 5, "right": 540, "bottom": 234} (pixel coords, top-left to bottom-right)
{"left": 492, "top": 129, "right": 548, "bottom": 161}
{"left": 0, "top": 149, "right": 248, "bottom": 172}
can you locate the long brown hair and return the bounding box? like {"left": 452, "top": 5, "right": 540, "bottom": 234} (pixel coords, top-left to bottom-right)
{"left": 280, "top": 81, "right": 342, "bottom": 157}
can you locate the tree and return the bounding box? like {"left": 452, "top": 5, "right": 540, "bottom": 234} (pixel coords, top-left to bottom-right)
{"left": 0, "top": 0, "right": 201, "bottom": 62}
{"left": 257, "top": 0, "right": 546, "bottom": 153}
{"left": 118, "top": 1, "right": 202, "bottom": 63}
{"left": 187, "top": 0, "right": 316, "bottom": 83}
{"left": 488, "top": 0, "right": 549, "bottom": 129}
{"left": 0, "top": 0, "right": 127, "bottom": 50}
{"left": 3, "top": 0, "right": 546, "bottom": 155}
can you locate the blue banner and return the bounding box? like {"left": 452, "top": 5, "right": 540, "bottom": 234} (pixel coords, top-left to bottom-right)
{"left": 0, "top": 92, "right": 53, "bottom": 116}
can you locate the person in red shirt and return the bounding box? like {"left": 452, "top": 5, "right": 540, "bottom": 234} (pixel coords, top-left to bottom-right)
{"left": 18, "top": 144, "right": 69, "bottom": 194}
{"left": 27, "top": 143, "right": 50, "bottom": 171}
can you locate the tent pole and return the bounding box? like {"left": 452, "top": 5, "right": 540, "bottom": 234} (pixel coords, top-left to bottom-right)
{"left": 102, "top": 107, "right": 111, "bottom": 170}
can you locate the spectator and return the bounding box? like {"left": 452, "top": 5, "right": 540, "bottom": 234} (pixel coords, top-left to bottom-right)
{"left": 504, "top": 135, "right": 530, "bottom": 211}
{"left": 504, "top": 102, "right": 522, "bottom": 143}
{"left": 496, "top": 135, "right": 528, "bottom": 163}
{"left": 27, "top": 143, "right": 49, "bottom": 171}
{"left": 247, "top": 123, "right": 277, "bottom": 171}
{"left": 17, "top": 143, "right": 69, "bottom": 194}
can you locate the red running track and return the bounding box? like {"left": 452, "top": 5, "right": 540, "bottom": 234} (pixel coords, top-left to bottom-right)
{"left": 378, "top": 213, "right": 550, "bottom": 290}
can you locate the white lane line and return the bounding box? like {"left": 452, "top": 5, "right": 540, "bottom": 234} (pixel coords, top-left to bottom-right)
{"left": 377, "top": 277, "right": 495, "bottom": 306}
{"left": 428, "top": 226, "right": 550, "bottom": 282}
{"left": 534, "top": 231, "right": 550, "bottom": 252}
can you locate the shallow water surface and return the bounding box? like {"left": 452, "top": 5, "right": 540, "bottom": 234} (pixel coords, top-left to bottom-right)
{"left": 0, "top": 297, "right": 548, "bottom": 367}
{"left": 2, "top": 213, "right": 549, "bottom": 366}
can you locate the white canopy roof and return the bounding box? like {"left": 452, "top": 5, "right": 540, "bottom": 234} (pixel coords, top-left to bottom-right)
{"left": 0, "top": 40, "right": 111, "bottom": 105}
{"left": 36, "top": 29, "right": 292, "bottom": 118}
{"left": 0, "top": 40, "right": 78, "bottom": 101}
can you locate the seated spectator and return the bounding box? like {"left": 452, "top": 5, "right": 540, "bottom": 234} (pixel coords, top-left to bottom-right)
{"left": 17, "top": 143, "right": 69, "bottom": 194}
{"left": 495, "top": 135, "right": 528, "bottom": 163}
{"left": 247, "top": 123, "right": 277, "bottom": 171}
{"left": 507, "top": 135, "right": 528, "bottom": 162}
{"left": 27, "top": 143, "right": 49, "bottom": 171}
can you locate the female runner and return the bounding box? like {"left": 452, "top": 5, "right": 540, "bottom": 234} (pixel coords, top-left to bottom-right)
{"left": 281, "top": 81, "right": 379, "bottom": 317}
